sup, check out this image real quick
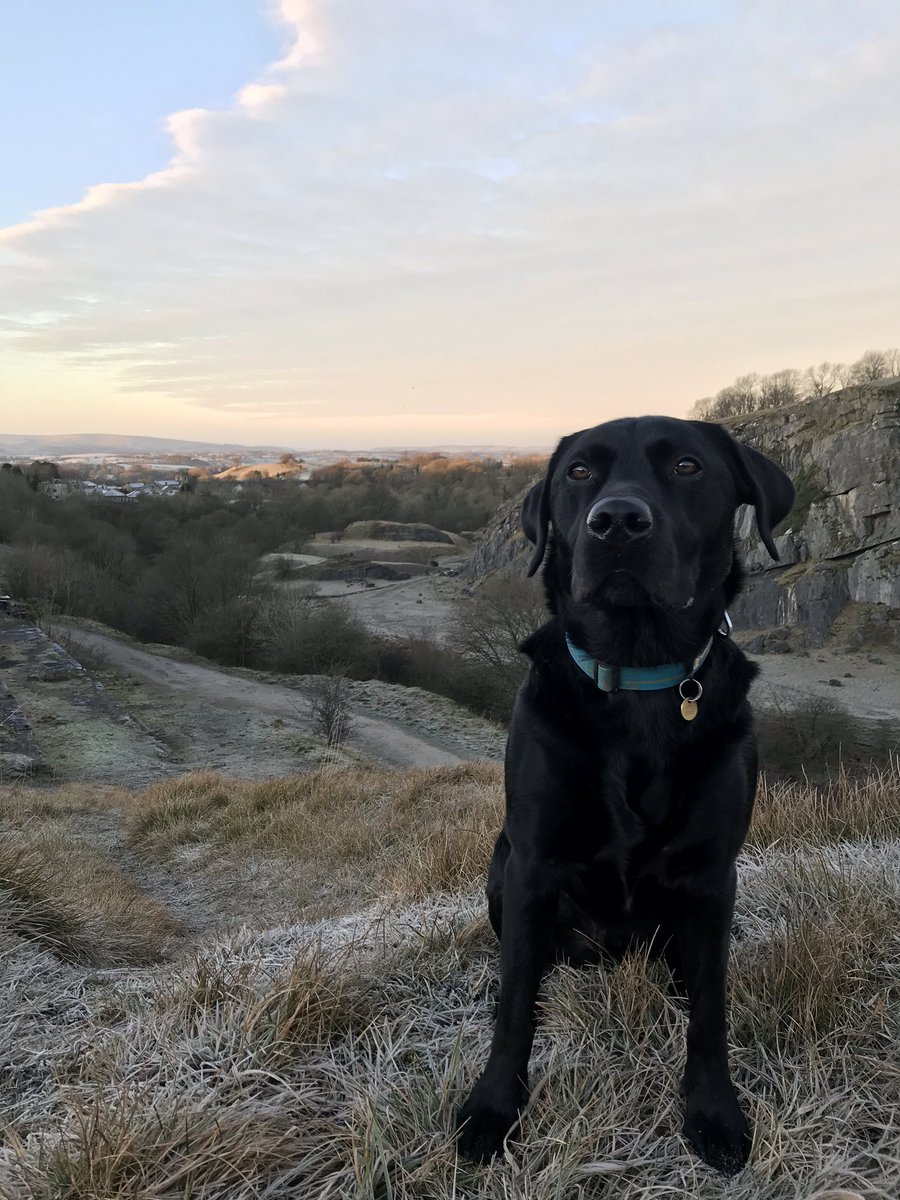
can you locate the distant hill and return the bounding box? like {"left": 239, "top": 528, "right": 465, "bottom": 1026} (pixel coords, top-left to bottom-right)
{"left": 0, "top": 434, "right": 549, "bottom": 464}
{"left": 214, "top": 460, "right": 309, "bottom": 481}
{"left": 0, "top": 433, "right": 299, "bottom": 459}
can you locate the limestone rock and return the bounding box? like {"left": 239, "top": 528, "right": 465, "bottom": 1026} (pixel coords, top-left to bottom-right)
{"left": 729, "top": 379, "right": 899, "bottom": 645}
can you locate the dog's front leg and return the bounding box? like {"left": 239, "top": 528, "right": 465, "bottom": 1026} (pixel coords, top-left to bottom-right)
{"left": 456, "top": 853, "right": 558, "bottom": 1163}
{"left": 674, "top": 875, "right": 750, "bottom": 1175}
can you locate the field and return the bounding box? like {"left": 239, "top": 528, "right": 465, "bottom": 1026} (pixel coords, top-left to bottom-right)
{"left": 2, "top": 759, "right": 899, "bottom": 1199}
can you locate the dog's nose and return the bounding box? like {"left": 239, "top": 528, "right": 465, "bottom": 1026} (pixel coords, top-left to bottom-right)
{"left": 586, "top": 497, "right": 653, "bottom": 547}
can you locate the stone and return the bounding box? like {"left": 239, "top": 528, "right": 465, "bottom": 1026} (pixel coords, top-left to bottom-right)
{"left": 0, "top": 751, "right": 45, "bottom": 777}
{"left": 727, "top": 381, "right": 899, "bottom": 645}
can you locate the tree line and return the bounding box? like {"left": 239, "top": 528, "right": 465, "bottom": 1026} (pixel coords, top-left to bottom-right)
{"left": 0, "top": 455, "right": 545, "bottom": 721}
{"left": 691, "top": 347, "right": 900, "bottom": 421}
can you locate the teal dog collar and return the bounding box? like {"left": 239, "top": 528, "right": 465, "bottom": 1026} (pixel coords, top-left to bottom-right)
{"left": 565, "top": 612, "right": 730, "bottom": 694}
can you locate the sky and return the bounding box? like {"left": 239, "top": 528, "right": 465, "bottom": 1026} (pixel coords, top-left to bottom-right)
{"left": 1, "top": 1, "right": 898, "bottom": 450}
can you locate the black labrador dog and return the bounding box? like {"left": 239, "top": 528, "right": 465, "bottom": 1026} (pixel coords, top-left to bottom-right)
{"left": 455, "top": 415, "right": 793, "bottom": 1174}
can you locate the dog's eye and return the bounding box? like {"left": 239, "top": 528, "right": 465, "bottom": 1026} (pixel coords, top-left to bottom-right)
{"left": 674, "top": 457, "right": 701, "bottom": 476}
{"left": 567, "top": 463, "right": 592, "bottom": 481}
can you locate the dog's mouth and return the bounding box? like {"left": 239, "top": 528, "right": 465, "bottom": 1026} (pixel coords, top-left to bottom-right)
{"left": 599, "top": 570, "right": 653, "bottom": 607}
{"left": 573, "top": 567, "right": 657, "bottom": 609}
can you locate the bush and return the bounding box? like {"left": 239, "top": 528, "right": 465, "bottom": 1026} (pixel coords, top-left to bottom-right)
{"left": 257, "top": 592, "right": 378, "bottom": 677}
{"left": 379, "top": 632, "right": 520, "bottom": 723}
{"left": 4, "top": 543, "right": 105, "bottom": 619}
{"left": 186, "top": 597, "right": 264, "bottom": 667}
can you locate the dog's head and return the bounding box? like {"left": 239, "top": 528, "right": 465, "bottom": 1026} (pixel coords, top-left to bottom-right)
{"left": 522, "top": 416, "right": 794, "bottom": 612}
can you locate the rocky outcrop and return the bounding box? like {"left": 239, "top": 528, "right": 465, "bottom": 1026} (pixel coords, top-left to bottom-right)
{"left": 342, "top": 520, "right": 454, "bottom": 544}
{"left": 316, "top": 560, "right": 430, "bottom": 583}
{"left": 463, "top": 486, "right": 533, "bottom": 579}
{"left": 463, "top": 381, "right": 900, "bottom": 648}
{"left": 728, "top": 380, "right": 899, "bottom": 645}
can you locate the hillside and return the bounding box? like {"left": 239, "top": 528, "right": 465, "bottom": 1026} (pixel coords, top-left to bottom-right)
{"left": 1, "top": 419, "right": 898, "bottom": 1194}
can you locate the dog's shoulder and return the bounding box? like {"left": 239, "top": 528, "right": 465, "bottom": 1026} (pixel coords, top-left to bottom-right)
{"left": 519, "top": 618, "right": 565, "bottom": 667}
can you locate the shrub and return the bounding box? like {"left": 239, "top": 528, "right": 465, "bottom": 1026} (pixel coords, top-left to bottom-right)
{"left": 257, "top": 592, "right": 378, "bottom": 677}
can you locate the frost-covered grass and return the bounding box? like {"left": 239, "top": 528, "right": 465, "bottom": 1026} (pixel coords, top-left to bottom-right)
{"left": 1, "top": 761, "right": 899, "bottom": 1198}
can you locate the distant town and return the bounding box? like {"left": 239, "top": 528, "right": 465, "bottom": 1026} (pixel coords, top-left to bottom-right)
{"left": 0, "top": 434, "right": 548, "bottom": 503}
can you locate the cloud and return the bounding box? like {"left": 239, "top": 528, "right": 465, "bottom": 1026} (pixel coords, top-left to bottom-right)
{"left": 2, "top": 0, "right": 900, "bottom": 441}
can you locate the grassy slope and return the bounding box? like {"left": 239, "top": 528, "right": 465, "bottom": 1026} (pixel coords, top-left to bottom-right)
{"left": 1, "top": 762, "right": 898, "bottom": 1199}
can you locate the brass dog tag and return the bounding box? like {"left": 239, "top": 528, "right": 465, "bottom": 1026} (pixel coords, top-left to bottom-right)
{"left": 678, "top": 678, "right": 702, "bottom": 722}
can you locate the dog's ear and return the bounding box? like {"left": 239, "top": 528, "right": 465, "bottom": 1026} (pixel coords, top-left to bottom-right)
{"left": 521, "top": 435, "right": 576, "bottom": 576}
{"left": 703, "top": 424, "right": 794, "bottom": 560}
{"left": 521, "top": 480, "right": 548, "bottom": 577}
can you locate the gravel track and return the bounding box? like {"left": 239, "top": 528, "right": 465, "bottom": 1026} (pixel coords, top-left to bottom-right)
{"left": 56, "top": 625, "right": 503, "bottom": 775}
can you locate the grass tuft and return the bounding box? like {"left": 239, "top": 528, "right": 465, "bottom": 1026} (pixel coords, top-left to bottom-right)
{"left": 0, "top": 840, "right": 95, "bottom": 962}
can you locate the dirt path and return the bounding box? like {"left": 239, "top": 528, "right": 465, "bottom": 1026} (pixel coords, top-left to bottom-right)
{"left": 749, "top": 645, "right": 900, "bottom": 722}
{"left": 57, "top": 625, "right": 462, "bottom": 772}
{"left": 311, "top": 572, "right": 464, "bottom": 642}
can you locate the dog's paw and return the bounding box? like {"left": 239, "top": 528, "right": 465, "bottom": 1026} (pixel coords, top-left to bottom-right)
{"left": 455, "top": 1078, "right": 524, "bottom": 1163}
{"left": 682, "top": 1093, "right": 751, "bottom": 1175}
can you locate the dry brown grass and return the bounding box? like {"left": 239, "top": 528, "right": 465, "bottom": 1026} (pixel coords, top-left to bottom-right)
{"left": 0, "top": 779, "right": 125, "bottom": 820}
{"left": 2, "top": 759, "right": 900, "bottom": 1197}
{"left": 171, "top": 939, "right": 384, "bottom": 1061}
{"left": 0, "top": 827, "right": 181, "bottom": 966}
{"left": 4, "top": 865, "right": 898, "bottom": 1198}
{"left": 14, "top": 1100, "right": 307, "bottom": 1200}
{"left": 750, "top": 757, "right": 900, "bottom": 849}
{"left": 126, "top": 762, "right": 504, "bottom": 910}
{"left": 0, "top": 840, "right": 95, "bottom": 963}
{"left": 24, "top": 829, "right": 179, "bottom": 963}
{"left": 732, "top": 851, "right": 900, "bottom": 1053}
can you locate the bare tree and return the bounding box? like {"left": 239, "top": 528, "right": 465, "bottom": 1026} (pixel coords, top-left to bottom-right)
{"left": 708, "top": 373, "right": 760, "bottom": 419}
{"left": 305, "top": 670, "right": 354, "bottom": 745}
{"left": 802, "top": 362, "right": 845, "bottom": 397}
{"left": 731, "top": 373, "right": 761, "bottom": 411}
{"left": 847, "top": 349, "right": 890, "bottom": 384}
{"left": 692, "top": 348, "right": 899, "bottom": 419}
{"left": 758, "top": 368, "right": 801, "bottom": 408}
{"left": 451, "top": 571, "right": 546, "bottom": 689}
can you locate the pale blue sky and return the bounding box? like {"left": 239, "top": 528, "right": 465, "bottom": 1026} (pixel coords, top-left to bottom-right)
{"left": 1, "top": 1, "right": 898, "bottom": 447}
{"left": 0, "top": 2, "right": 280, "bottom": 225}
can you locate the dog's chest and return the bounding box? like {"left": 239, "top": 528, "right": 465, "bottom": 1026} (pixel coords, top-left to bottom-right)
{"left": 567, "top": 768, "right": 679, "bottom": 911}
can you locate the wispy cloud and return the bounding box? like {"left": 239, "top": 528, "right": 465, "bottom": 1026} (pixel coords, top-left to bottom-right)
{"left": 2, "top": 0, "right": 899, "bottom": 443}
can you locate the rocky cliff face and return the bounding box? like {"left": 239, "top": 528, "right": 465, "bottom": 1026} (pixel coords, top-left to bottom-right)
{"left": 463, "top": 487, "right": 534, "bottom": 579}
{"left": 728, "top": 380, "right": 899, "bottom": 647}
{"left": 464, "top": 380, "right": 900, "bottom": 649}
